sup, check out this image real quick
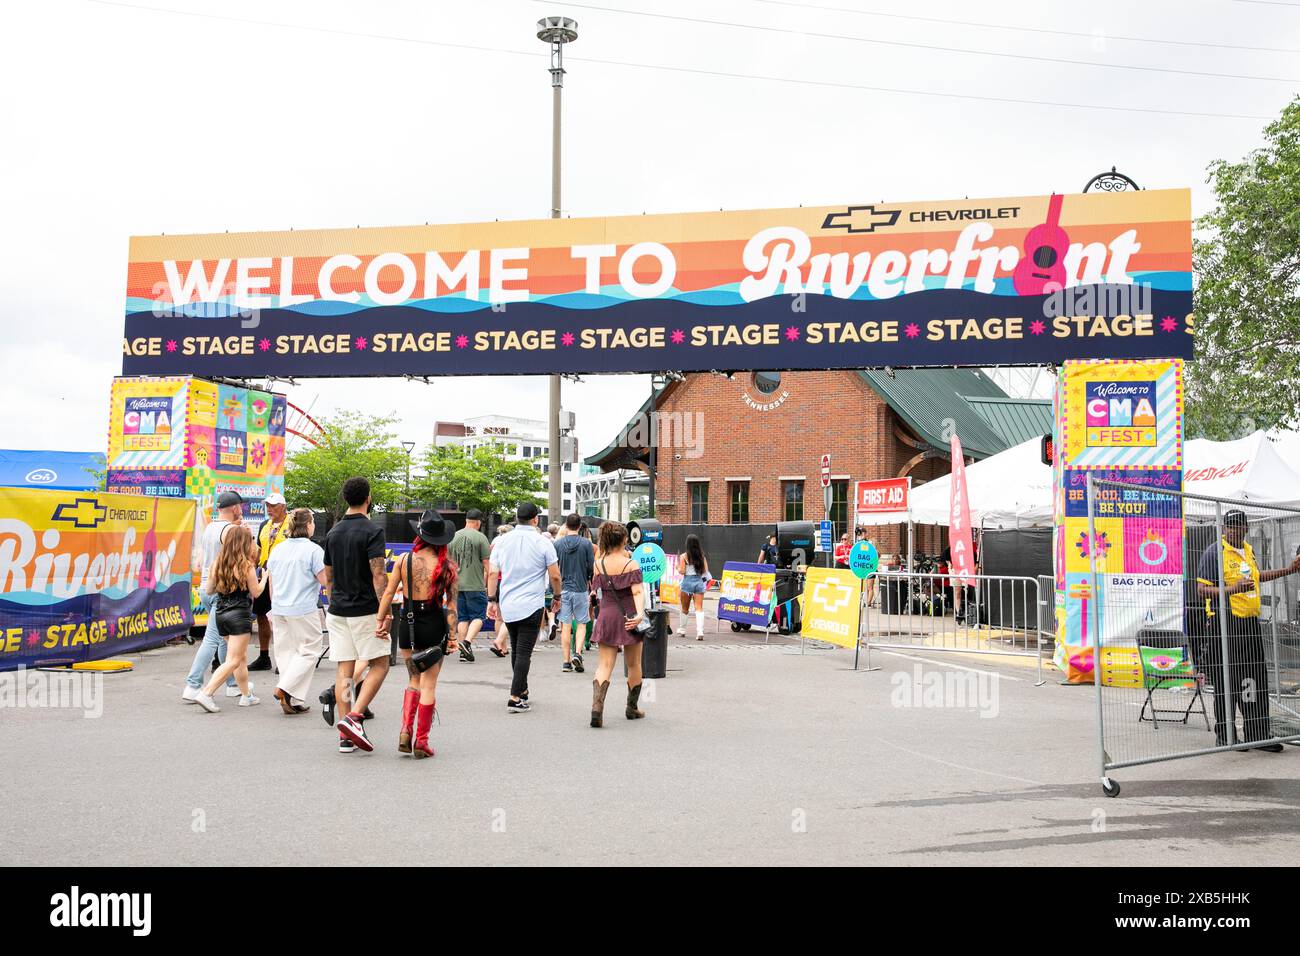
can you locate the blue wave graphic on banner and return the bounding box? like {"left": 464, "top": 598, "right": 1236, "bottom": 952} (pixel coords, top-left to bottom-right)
{"left": 126, "top": 270, "right": 1192, "bottom": 319}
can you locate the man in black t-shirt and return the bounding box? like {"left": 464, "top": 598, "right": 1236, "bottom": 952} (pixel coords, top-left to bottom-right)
{"left": 324, "top": 477, "right": 390, "bottom": 753}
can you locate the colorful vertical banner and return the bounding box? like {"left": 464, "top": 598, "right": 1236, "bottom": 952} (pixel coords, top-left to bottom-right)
{"left": 1054, "top": 359, "right": 1184, "bottom": 686}
{"left": 0, "top": 487, "right": 195, "bottom": 671}
{"left": 798, "top": 566, "right": 862, "bottom": 649}
{"left": 948, "top": 434, "right": 976, "bottom": 586}
{"left": 659, "top": 553, "right": 682, "bottom": 605}
{"left": 107, "top": 376, "right": 286, "bottom": 519}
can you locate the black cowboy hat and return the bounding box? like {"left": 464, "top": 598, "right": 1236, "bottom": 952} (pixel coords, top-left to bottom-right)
{"left": 410, "top": 509, "right": 455, "bottom": 546}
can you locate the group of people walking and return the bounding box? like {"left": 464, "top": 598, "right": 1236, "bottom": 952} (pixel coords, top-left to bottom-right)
{"left": 179, "top": 478, "right": 652, "bottom": 760}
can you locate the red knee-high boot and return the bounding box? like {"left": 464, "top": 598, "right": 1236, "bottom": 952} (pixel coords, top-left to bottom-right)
{"left": 412, "top": 701, "right": 435, "bottom": 759}
{"left": 398, "top": 688, "right": 419, "bottom": 754}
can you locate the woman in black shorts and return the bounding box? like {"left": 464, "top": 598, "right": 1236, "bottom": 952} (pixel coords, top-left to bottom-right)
{"left": 377, "top": 510, "right": 458, "bottom": 759}
{"left": 194, "top": 525, "right": 266, "bottom": 713}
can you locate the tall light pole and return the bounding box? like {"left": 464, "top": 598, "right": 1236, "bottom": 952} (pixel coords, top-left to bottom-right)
{"left": 538, "top": 15, "right": 577, "bottom": 524}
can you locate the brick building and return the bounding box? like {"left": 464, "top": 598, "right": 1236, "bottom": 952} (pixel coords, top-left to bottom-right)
{"left": 586, "top": 368, "right": 1050, "bottom": 557}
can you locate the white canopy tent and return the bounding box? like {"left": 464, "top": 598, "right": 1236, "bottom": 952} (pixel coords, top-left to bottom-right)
{"left": 854, "top": 430, "right": 1300, "bottom": 531}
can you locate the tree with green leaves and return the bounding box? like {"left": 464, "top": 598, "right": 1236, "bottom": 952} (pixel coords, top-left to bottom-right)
{"left": 410, "top": 443, "right": 545, "bottom": 521}
{"left": 1187, "top": 96, "right": 1300, "bottom": 440}
{"left": 283, "top": 410, "right": 409, "bottom": 519}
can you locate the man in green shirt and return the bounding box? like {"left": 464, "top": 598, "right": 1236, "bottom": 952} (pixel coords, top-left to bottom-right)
{"left": 449, "top": 509, "right": 492, "bottom": 662}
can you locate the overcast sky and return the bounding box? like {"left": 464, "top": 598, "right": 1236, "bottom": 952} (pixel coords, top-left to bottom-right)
{"left": 2, "top": 0, "right": 1297, "bottom": 458}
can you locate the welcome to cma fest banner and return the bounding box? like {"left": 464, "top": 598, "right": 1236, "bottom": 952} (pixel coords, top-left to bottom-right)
{"left": 122, "top": 189, "right": 1193, "bottom": 378}
{"left": 0, "top": 487, "right": 195, "bottom": 671}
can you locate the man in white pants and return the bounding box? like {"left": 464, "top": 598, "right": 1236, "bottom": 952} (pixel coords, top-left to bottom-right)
{"left": 267, "top": 507, "right": 329, "bottom": 714}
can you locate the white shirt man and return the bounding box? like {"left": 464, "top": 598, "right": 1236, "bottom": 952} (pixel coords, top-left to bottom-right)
{"left": 487, "top": 502, "right": 560, "bottom": 713}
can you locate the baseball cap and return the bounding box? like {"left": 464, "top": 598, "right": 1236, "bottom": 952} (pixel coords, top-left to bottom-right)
{"left": 1224, "top": 509, "right": 1248, "bottom": 528}
{"left": 216, "top": 491, "right": 243, "bottom": 509}
{"left": 516, "top": 501, "right": 540, "bottom": 523}
{"left": 263, "top": 492, "right": 286, "bottom": 506}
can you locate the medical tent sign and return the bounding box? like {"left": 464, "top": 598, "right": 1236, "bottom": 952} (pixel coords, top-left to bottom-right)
{"left": 122, "top": 189, "right": 1192, "bottom": 378}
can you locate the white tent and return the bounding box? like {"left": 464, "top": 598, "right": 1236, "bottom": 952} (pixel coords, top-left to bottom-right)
{"left": 855, "top": 437, "right": 1054, "bottom": 529}
{"left": 855, "top": 430, "right": 1300, "bottom": 530}
{"left": 1184, "top": 431, "right": 1300, "bottom": 506}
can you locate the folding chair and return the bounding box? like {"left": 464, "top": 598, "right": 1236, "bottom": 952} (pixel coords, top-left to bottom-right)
{"left": 1137, "top": 629, "right": 1210, "bottom": 730}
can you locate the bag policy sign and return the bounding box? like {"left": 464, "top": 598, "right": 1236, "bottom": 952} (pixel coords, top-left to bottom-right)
{"left": 122, "top": 189, "right": 1194, "bottom": 378}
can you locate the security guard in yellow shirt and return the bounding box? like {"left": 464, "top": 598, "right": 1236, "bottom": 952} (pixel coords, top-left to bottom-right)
{"left": 1195, "top": 509, "right": 1300, "bottom": 752}
{"left": 249, "top": 493, "right": 292, "bottom": 671}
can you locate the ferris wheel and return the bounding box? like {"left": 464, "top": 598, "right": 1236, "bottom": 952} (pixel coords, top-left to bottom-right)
{"left": 284, "top": 400, "right": 325, "bottom": 449}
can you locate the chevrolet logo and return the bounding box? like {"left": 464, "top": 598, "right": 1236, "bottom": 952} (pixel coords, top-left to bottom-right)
{"left": 51, "top": 498, "right": 109, "bottom": 529}
{"left": 812, "top": 579, "right": 854, "bottom": 614}
{"left": 821, "top": 205, "right": 901, "bottom": 234}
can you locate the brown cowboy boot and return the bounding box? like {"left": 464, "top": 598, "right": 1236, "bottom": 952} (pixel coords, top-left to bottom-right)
{"left": 626, "top": 682, "right": 645, "bottom": 720}
{"left": 590, "top": 679, "right": 610, "bottom": 728}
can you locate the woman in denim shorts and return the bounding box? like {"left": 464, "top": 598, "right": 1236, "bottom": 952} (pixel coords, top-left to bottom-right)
{"left": 676, "top": 533, "right": 711, "bottom": 641}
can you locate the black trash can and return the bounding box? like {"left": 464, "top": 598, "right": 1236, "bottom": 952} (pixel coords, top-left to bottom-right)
{"left": 881, "top": 576, "right": 907, "bottom": 615}
{"left": 641, "top": 608, "right": 671, "bottom": 679}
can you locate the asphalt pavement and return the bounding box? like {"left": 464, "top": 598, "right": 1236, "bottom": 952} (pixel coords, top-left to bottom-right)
{"left": 2, "top": 611, "right": 1297, "bottom": 866}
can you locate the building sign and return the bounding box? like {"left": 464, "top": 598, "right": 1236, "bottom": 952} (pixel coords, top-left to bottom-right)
{"left": 123, "top": 190, "right": 1193, "bottom": 378}
{"left": 856, "top": 478, "right": 910, "bottom": 516}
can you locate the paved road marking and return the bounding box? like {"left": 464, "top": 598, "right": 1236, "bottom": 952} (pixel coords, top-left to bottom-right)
{"left": 874, "top": 736, "right": 1047, "bottom": 787}
{"left": 878, "top": 649, "right": 1024, "bottom": 682}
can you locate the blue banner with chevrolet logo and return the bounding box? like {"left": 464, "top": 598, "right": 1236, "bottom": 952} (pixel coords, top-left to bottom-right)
{"left": 0, "top": 487, "right": 195, "bottom": 670}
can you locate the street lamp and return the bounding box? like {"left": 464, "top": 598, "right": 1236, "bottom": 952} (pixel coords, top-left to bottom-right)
{"left": 402, "top": 441, "right": 416, "bottom": 506}
{"left": 537, "top": 15, "right": 577, "bottom": 525}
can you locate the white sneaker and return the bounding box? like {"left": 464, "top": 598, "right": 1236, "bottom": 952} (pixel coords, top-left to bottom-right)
{"left": 239, "top": 694, "right": 261, "bottom": 707}
{"left": 675, "top": 626, "right": 686, "bottom": 635}
{"left": 181, "top": 684, "right": 200, "bottom": 703}
{"left": 225, "top": 681, "right": 253, "bottom": 698}
{"left": 194, "top": 692, "right": 220, "bottom": 713}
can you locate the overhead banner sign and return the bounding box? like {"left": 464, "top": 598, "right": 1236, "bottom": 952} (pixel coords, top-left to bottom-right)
{"left": 0, "top": 487, "right": 195, "bottom": 671}
{"left": 122, "top": 189, "right": 1193, "bottom": 377}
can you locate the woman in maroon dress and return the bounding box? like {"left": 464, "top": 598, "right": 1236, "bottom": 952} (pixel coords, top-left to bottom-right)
{"left": 589, "top": 521, "right": 647, "bottom": 727}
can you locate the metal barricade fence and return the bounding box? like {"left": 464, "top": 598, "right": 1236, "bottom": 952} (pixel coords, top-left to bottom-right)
{"left": 855, "top": 571, "right": 1048, "bottom": 684}
{"left": 1087, "top": 476, "right": 1300, "bottom": 798}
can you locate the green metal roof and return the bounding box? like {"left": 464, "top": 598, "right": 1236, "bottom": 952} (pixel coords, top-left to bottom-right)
{"left": 855, "top": 368, "right": 1020, "bottom": 460}
{"left": 964, "top": 396, "right": 1054, "bottom": 449}
{"left": 584, "top": 389, "right": 660, "bottom": 468}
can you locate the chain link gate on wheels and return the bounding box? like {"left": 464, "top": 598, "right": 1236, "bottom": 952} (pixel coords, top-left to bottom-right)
{"left": 1086, "top": 476, "right": 1300, "bottom": 797}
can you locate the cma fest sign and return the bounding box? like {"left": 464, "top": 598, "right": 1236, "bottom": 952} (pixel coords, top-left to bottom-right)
{"left": 122, "top": 189, "right": 1193, "bottom": 378}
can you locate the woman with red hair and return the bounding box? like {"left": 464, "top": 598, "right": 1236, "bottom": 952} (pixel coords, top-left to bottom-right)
{"left": 377, "top": 510, "right": 458, "bottom": 759}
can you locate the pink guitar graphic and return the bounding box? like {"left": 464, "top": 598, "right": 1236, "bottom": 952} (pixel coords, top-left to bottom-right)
{"left": 1012, "top": 193, "right": 1069, "bottom": 295}
{"left": 137, "top": 498, "right": 159, "bottom": 590}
